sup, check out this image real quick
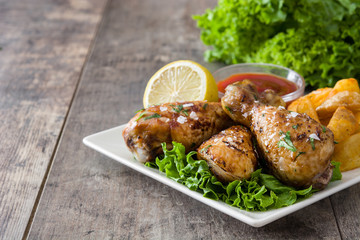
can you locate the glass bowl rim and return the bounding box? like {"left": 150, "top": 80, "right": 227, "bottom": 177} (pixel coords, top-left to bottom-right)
{"left": 212, "top": 63, "right": 305, "bottom": 102}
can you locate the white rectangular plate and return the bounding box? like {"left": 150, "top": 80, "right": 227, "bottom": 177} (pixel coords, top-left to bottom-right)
{"left": 83, "top": 124, "right": 360, "bottom": 227}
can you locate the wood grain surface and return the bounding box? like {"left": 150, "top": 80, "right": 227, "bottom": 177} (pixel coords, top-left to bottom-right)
{"left": 0, "top": 0, "right": 106, "bottom": 239}
{"left": 330, "top": 185, "right": 360, "bottom": 239}
{"left": 26, "top": 0, "right": 360, "bottom": 239}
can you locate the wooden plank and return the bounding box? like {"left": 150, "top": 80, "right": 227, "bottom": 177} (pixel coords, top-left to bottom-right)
{"left": 29, "top": 0, "right": 344, "bottom": 238}
{"left": 0, "top": 0, "right": 107, "bottom": 239}
{"left": 330, "top": 185, "right": 360, "bottom": 239}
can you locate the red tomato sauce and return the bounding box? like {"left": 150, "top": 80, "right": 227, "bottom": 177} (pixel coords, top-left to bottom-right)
{"left": 217, "top": 73, "right": 297, "bottom": 96}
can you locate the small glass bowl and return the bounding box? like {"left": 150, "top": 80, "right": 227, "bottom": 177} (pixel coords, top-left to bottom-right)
{"left": 212, "top": 63, "right": 305, "bottom": 103}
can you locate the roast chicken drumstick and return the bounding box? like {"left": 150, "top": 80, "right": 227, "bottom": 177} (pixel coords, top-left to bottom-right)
{"left": 222, "top": 81, "right": 335, "bottom": 189}
{"left": 197, "top": 88, "right": 285, "bottom": 182}
{"left": 123, "top": 101, "right": 234, "bottom": 163}
{"left": 197, "top": 125, "right": 258, "bottom": 182}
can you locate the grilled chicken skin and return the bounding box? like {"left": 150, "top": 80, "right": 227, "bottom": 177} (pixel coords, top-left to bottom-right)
{"left": 259, "top": 89, "right": 286, "bottom": 108}
{"left": 197, "top": 126, "right": 257, "bottom": 182}
{"left": 222, "top": 81, "right": 335, "bottom": 189}
{"left": 123, "top": 101, "right": 234, "bottom": 163}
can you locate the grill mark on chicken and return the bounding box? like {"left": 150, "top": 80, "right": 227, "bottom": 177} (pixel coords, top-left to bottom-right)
{"left": 297, "top": 133, "right": 307, "bottom": 140}
{"left": 316, "top": 128, "right": 322, "bottom": 140}
{"left": 259, "top": 127, "right": 263, "bottom": 133}
{"left": 222, "top": 140, "right": 247, "bottom": 155}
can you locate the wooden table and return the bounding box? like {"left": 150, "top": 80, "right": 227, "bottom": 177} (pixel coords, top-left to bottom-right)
{"left": 1, "top": 0, "right": 359, "bottom": 239}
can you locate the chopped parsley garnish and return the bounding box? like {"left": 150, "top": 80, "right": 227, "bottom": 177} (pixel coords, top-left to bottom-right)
{"left": 225, "top": 106, "right": 233, "bottom": 114}
{"left": 200, "top": 145, "right": 212, "bottom": 153}
{"left": 172, "top": 104, "right": 189, "bottom": 116}
{"left": 135, "top": 108, "right": 145, "bottom": 113}
{"left": 321, "top": 125, "right": 326, "bottom": 133}
{"left": 310, "top": 137, "right": 315, "bottom": 150}
{"left": 172, "top": 107, "right": 180, "bottom": 113}
{"left": 334, "top": 140, "right": 339, "bottom": 144}
{"left": 262, "top": 113, "right": 265, "bottom": 117}
{"left": 295, "top": 151, "right": 306, "bottom": 160}
{"left": 203, "top": 103, "right": 208, "bottom": 110}
{"left": 136, "top": 112, "right": 146, "bottom": 121}
{"left": 278, "top": 131, "right": 297, "bottom": 152}
{"left": 292, "top": 124, "right": 298, "bottom": 129}
{"left": 143, "top": 113, "right": 161, "bottom": 120}
{"left": 279, "top": 130, "right": 284, "bottom": 136}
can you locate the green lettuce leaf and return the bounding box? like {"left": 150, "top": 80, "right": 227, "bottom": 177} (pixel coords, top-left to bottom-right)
{"left": 146, "top": 142, "right": 324, "bottom": 211}
{"left": 331, "top": 161, "right": 342, "bottom": 181}
{"left": 194, "top": 0, "right": 360, "bottom": 88}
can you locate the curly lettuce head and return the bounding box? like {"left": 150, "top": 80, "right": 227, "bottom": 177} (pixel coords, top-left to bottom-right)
{"left": 194, "top": 0, "right": 360, "bottom": 88}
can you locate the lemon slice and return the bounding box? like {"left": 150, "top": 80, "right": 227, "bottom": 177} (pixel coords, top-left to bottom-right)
{"left": 143, "top": 60, "right": 219, "bottom": 108}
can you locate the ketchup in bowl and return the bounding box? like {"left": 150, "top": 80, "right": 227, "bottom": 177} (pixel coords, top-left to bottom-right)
{"left": 213, "top": 63, "right": 305, "bottom": 103}
{"left": 217, "top": 73, "right": 297, "bottom": 96}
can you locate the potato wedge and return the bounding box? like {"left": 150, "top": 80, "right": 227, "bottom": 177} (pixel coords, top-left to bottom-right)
{"left": 287, "top": 98, "right": 301, "bottom": 112}
{"left": 354, "top": 111, "right": 360, "bottom": 132}
{"left": 316, "top": 91, "right": 360, "bottom": 118}
{"left": 355, "top": 111, "right": 360, "bottom": 124}
{"left": 296, "top": 97, "right": 320, "bottom": 122}
{"left": 287, "top": 97, "right": 320, "bottom": 122}
{"left": 327, "top": 106, "right": 359, "bottom": 142}
{"left": 306, "top": 87, "right": 332, "bottom": 108}
{"left": 332, "top": 132, "right": 360, "bottom": 171}
{"left": 327, "top": 78, "right": 360, "bottom": 99}
{"left": 320, "top": 117, "right": 331, "bottom": 126}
